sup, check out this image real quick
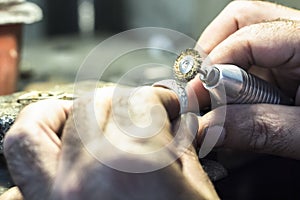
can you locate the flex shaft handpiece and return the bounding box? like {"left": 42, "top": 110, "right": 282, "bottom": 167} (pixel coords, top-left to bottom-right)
{"left": 174, "top": 49, "right": 294, "bottom": 106}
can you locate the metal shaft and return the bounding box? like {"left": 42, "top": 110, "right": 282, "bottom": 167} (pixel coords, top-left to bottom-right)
{"left": 202, "top": 64, "right": 294, "bottom": 106}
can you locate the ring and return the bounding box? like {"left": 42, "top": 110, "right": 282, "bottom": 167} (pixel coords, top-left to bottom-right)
{"left": 152, "top": 79, "right": 188, "bottom": 114}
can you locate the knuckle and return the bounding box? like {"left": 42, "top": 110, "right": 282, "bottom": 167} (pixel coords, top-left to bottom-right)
{"left": 248, "top": 110, "right": 288, "bottom": 154}
{"left": 223, "top": 105, "right": 293, "bottom": 156}
{"left": 51, "top": 183, "right": 81, "bottom": 200}
{"left": 248, "top": 117, "right": 269, "bottom": 151}
{"left": 227, "top": 0, "right": 264, "bottom": 13}
{"left": 226, "top": 1, "right": 244, "bottom": 10}
{"left": 4, "top": 126, "right": 36, "bottom": 157}
{"left": 226, "top": 1, "right": 269, "bottom": 28}
{"left": 226, "top": 1, "right": 251, "bottom": 16}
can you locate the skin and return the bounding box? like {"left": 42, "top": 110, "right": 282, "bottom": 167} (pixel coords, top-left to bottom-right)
{"left": 188, "top": 1, "right": 300, "bottom": 159}
{"left": 2, "top": 87, "right": 218, "bottom": 200}
{"left": 2, "top": 0, "right": 300, "bottom": 198}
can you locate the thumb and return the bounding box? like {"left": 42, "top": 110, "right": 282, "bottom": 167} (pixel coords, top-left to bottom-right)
{"left": 197, "top": 104, "right": 300, "bottom": 160}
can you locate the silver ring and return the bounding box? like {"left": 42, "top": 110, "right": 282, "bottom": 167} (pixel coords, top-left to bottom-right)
{"left": 152, "top": 79, "right": 188, "bottom": 114}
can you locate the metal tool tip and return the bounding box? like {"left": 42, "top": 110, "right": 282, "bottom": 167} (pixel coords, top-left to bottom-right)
{"left": 173, "top": 49, "right": 203, "bottom": 82}
{"left": 179, "top": 55, "right": 194, "bottom": 74}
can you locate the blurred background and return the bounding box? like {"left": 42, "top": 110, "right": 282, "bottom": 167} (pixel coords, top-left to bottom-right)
{"left": 21, "top": 0, "right": 233, "bottom": 88}
{"left": 20, "top": 0, "right": 300, "bottom": 89}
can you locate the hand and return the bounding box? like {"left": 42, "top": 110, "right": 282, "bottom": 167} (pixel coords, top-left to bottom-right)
{"left": 2, "top": 99, "right": 72, "bottom": 200}
{"left": 3, "top": 86, "right": 218, "bottom": 200}
{"left": 190, "top": 1, "right": 300, "bottom": 159}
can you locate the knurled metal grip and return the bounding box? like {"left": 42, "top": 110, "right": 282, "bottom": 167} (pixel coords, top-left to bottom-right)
{"left": 203, "top": 64, "right": 295, "bottom": 106}
{"left": 232, "top": 66, "right": 294, "bottom": 105}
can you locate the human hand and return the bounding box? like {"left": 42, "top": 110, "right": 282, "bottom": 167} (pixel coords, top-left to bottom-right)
{"left": 2, "top": 99, "right": 72, "bottom": 200}
{"left": 3, "top": 87, "right": 218, "bottom": 200}
{"left": 190, "top": 1, "right": 300, "bottom": 159}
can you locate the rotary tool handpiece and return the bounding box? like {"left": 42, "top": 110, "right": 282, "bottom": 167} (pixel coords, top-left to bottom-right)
{"left": 200, "top": 64, "right": 294, "bottom": 106}
{"left": 173, "top": 49, "right": 294, "bottom": 106}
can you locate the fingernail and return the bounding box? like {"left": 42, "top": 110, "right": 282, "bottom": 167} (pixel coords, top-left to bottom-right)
{"left": 198, "top": 126, "right": 226, "bottom": 158}
{"left": 175, "top": 113, "right": 199, "bottom": 148}
{"left": 198, "top": 126, "right": 208, "bottom": 147}
{"left": 184, "top": 113, "right": 199, "bottom": 136}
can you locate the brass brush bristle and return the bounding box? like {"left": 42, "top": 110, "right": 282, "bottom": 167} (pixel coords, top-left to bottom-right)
{"left": 173, "top": 48, "right": 206, "bottom": 82}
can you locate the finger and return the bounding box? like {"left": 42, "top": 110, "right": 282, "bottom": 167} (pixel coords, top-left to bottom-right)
{"left": 153, "top": 80, "right": 210, "bottom": 115}
{"left": 53, "top": 89, "right": 218, "bottom": 199}
{"left": 207, "top": 20, "right": 300, "bottom": 69}
{"left": 59, "top": 86, "right": 177, "bottom": 164}
{"left": 5, "top": 100, "right": 72, "bottom": 148}
{"left": 53, "top": 87, "right": 170, "bottom": 193}
{"left": 51, "top": 92, "right": 113, "bottom": 196}
{"left": 196, "top": 1, "right": 300, "bottom": 54}
{"left": 0, "top": 187, "right": 23, "bottom": 200}
{"left": 187, "top": 75, "right": 210, "bottom": 109}
{"left": 206, "top": 19, "right": 300, "bottom": 97}
{"left": 4, "top": 100, "right": 72, "bottom": 200}
{"left": 172, "top": 113, "right": 219, "bottom": 200}
{"left": 197, "top": 104, "right": 300, "bottom": 160}
{"left": 153, "top": 86, "right": 181, "bottom": 119}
